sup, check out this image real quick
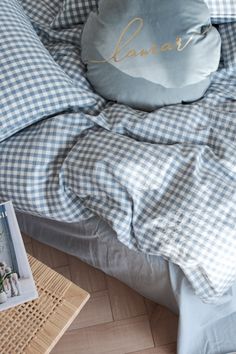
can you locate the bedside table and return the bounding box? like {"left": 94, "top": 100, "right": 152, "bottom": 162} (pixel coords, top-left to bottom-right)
{"left": 0, "top": 255, "right": 90, "bottom": 354}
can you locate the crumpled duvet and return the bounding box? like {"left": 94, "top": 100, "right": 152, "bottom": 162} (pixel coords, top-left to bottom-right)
{"left": 0, "top": 0, "right": 236, "bottom": 303}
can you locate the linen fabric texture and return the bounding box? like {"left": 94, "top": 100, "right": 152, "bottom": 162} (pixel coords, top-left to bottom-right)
{"left": 0, "top": 0, "right": 236, "bottom": 304}
{"left": 206, "top": 0, "right": 236, "bottom": 22}
{"left": 50, "top": 0, "right": 236, "bottom": 26}
{"left": 0, "top": 0, "right": 96, "bottom": 142}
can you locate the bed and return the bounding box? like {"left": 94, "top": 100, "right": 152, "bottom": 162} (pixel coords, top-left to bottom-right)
{"left": 1, "top": 0, "right": 236, "bottom": 353}
{"left": 16, "top": 210, "right": 236, "bottom": 354}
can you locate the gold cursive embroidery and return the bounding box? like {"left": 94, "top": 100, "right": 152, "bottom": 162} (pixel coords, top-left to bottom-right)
{"left": 160, "top": 43, "right": 174, "bottom": 52}
{"left": 176, "top": 36, "right": 193, "bottom": 51}
{"left": 89, "top": 17, "right": 211, "bottom": 64}
{"left": 90, "top": 17, "right": 144, "bottom": 63}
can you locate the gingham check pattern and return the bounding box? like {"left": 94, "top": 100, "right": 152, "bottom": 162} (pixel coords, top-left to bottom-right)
{"left": 51, "top": 0, "right": 98, "bottom": 28}
{"left": 206, "top": 0, "right": 236, "bottom": 19}
{"left": 51, "top": 0, "right": 236, "bottom": 25}
{"left": 22, "top": 0, "right": 236, "bottom": 28}
{"left": 1, "top": 0, "right": 236, "bottom": 302}
{"left": 0, "top": 0, "right": 96, "bottom": 142}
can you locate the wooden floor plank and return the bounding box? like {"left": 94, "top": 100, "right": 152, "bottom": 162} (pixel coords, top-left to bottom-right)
{"left": 24, "top": 241, "right": 34, "bottom": 255}
{"left": 145, "top": 299, "right": 157, "bottom": 318}
{"left": 31, "top": 239, "right": 68, "bottom": 268}
{"left": 22, "top": 232, "right": 32, "bottom": 244}
{"left": 52, "top": 315, "right": 154, "bottom": 354}
{"left": 149, "top": 306, "right": 178, "bottom": 347}
{"left": 125, "top": 343, "right": 177, "bottom": 354}
{"left": 69, "top": 256, "right": 107, "bottom": 293}
{"left": 54, "top": 265, "right": 72, "bottom": 280}
{"left": 107, "top": 276, "right": 147, "bottom": 320}
{"left": 69, "top": 290, "right": 113, "bottom": 330}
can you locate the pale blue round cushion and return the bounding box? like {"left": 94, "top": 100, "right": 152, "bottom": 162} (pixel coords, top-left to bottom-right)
{"left": 81, "top": 0, "right": 221, "bottom": 111}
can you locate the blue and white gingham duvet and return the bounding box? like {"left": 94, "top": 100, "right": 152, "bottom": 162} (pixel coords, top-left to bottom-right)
{"left": 1, "top": 0, "right": 236, "bottom": 303}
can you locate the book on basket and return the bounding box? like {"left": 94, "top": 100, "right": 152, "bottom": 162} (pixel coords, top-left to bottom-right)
{"left": 0, "top": 201, "right": 38, "bottom": 311}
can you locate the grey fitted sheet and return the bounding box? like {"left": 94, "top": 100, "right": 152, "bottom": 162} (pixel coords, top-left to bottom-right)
{"left": 16, "top": 211, "right": 236, "bottom": 354}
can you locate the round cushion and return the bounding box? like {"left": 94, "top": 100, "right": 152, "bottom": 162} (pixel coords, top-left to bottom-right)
{"left": 81, "top": 0, "right": 221, "bottom": 111}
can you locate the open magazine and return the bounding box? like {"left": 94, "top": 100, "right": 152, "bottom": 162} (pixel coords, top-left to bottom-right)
{"left": 0, "top": 201, "right": 38, "bottom": 311}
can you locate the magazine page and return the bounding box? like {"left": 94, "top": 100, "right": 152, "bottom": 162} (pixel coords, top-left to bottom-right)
{"left": 0, "top": 201, "right": 38, "bottom": 311}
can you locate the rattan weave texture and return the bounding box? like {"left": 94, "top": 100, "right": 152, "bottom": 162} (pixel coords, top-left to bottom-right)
{"left": 0, "top": 256, "right": 89, "bottom": 354}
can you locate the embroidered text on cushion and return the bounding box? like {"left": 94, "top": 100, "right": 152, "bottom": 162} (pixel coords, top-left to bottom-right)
{"left": 81, "top": 0, "right": 221, "bottom": 110}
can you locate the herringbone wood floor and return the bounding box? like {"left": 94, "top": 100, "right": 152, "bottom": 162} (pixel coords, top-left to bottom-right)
{"left": 23, "top": 234, "right": 178, "bottom": 354}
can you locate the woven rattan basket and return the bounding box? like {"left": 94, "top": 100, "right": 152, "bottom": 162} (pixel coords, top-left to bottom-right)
{"left": 0, "top": 255, "right": 89, "bottom": 354}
